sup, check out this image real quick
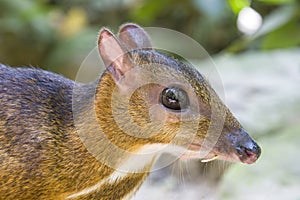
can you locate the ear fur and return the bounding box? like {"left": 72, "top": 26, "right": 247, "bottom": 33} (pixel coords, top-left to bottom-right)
{"left": 118, "top": 23, "right": 152, "bottom": 50}
{"left": 98, "top": 28, "right": 132, "bottom": 82}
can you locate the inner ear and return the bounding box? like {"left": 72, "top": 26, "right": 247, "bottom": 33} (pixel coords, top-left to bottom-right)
{"left": 118, "top": 23, "right": 152, "bottom": 51}
{"left": 98, "top": 28, "right": 133, "bottom": 82}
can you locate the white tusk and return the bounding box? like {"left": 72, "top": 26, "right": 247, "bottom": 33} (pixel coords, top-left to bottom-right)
{"left": 201, "top": 155, "right": 219, "bottom": 163}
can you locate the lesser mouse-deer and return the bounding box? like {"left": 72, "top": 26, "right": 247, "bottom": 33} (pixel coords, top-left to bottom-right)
{"left": 0, "top": 23, "right": 261, "bottom": 200}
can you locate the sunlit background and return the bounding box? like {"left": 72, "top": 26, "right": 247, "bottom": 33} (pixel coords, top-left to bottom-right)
{"left": 1, "top": 0, "right": 300, "bottom": 199}
{"left": 1, "top": 0, "right": 299, "bottom": 78}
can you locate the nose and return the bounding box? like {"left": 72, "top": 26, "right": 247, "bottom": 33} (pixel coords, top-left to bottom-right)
{"left": 236, "top": 139, "right": 261, "bottom": 164}
{"left": 225, "top": 128, "right": 261, "bottom": 164}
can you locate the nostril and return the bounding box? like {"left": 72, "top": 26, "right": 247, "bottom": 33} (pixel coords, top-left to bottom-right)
{"left": 249, "top": 143, "right": 261, "bottom": 158}
{"left": 247, "top": 142, "right": 261, "bottom": 157}
{"left": 236, "top": 146, "right": 244, "bottom": 157}
{"left": 236, "top": 142, "right": 261, "bottom": 164}
{"left": 245, "top": 148, "right": 259, "bottom": 159}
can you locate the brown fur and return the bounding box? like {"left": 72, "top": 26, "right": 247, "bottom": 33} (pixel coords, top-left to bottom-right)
{"left": 0, "top": 24, "right": 260, "bottom": 200}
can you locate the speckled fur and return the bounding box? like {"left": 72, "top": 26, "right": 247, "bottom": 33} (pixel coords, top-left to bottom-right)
{"left": 0, "top": 34, "right": 246, "bottom": 199}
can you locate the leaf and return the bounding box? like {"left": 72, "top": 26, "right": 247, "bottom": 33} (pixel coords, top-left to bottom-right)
{"left": 256, "top": 0, "right": 296, "bottom": 4}
{"left": 228, "top": 0, "right": 250, "bottom": 14}
{"left": 225, "top": 5, "right": 297, "bottom": 52}
{"left": 252, "top": 5, "right": 295, "bottom": 38}
{"left": 262, "top": 19, "right": 300, "bottom": 49}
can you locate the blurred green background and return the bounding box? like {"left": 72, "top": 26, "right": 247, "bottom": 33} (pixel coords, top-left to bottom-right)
{"left": 0, "top": 0, "right": 299, "bottom": 79}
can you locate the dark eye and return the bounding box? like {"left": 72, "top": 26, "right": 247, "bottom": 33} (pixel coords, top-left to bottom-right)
{"left": 160, "top": 87, "right": 189, "bottom": 110}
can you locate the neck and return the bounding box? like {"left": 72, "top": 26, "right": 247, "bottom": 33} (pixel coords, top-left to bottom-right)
{"left": 66, "top": 144, "right": 159, "bottom": 199}
{"left": 65, "top": 74, "right": 162, "bottom": 199}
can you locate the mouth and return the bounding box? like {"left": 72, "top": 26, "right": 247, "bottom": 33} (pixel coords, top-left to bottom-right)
{"left": 184, "top": 139, "right": 261, "bottom": 164}
{"left": 210, "top": 139, "right": 261, "bottom": 164}
{"left": 180, "top": 143, "right": 219, "bottom": 163}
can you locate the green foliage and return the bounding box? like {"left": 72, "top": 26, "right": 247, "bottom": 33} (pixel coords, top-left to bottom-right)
{"left": 229, "top": 0, "right": 250, "bottom": 14}
{"left": 226, "top": 4, "right": 300, "bottom": 52}
{"left": 130, "top": 0, "right": 173, "bottom": 25}
{"left": 262, "top": 17, "right": 300, "bottom": 49}
{"left": 257, "top": 0, "right": 296, "bottom": 4}
{"left": 0, "top": 0, "right": 299, "bottom": 78}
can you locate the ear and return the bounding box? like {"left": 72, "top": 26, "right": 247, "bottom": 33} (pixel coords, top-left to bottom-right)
{"left": 118, "top": 23, "right": 152, "bottom": 50}
{"left": 98, "top": 28, "right": 133, "bottom": 82}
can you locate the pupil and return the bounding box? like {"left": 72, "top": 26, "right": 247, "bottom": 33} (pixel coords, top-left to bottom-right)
{"left": 166, "top": 88, "right": 178, "bottom": 102}
{"left": 161, "top": 87, "right": 188, "bottom": 110}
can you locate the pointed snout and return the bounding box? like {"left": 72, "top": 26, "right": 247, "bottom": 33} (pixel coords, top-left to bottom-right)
{"left": 234, "top": 129, "right": 261, "bottom": 164}
{"left": 236, "top": 139, "right": 261, "bottom": 164}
